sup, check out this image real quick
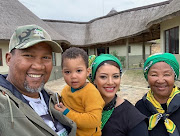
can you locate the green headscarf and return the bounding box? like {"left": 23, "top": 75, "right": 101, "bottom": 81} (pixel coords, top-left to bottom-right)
{"left": 144, "top": 53, "right": 179, "bottom": 80}
{"left": 89, "top": 54, "right": 122, "bottom": 82}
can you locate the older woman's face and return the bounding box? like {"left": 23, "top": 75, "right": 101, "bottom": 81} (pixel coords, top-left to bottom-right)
{"left": 147, "top": 62, "right": 175, "bottom": 103}
{"left": 94, "top": 63, "right": 121, "bottom": 102}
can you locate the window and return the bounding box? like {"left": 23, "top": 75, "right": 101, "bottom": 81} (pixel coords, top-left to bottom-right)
{"left": 52, "top": 52, "right": 56, "bottom": 66}
{"left": 165, "top": 26, "right": 179, "bottom": 54}
{"left": 0, "top": 49, "right": 2, "bottom": 66}
{"left": 97, "top": 47, "right": 109, "bottom": 55}
{"left": 128, "top": 46, "right": 131, "bottom": 53}
{"left": 83, "top": 48, "right": 89, "bottom": 55}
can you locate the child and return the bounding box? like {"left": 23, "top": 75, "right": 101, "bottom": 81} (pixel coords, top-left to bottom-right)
{"left": 55, "top": 47, "right": 105, "bottom": 136}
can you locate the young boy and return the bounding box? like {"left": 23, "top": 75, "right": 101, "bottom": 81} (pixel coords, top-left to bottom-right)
{"left": 55, "top": 47, "right": 105, "bottom": 136}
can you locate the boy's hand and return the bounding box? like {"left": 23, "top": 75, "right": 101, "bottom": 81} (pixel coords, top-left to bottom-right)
{"left": 54, "top": 102, "right": 67, "bottom": 112}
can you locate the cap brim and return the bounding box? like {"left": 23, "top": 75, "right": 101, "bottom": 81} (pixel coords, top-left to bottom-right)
{"left": 15, "top": 39, "right": 63, "bottom": 53}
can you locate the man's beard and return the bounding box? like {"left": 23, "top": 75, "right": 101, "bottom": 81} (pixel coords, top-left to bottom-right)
{"left": 24, "top": 80, "right": 45, "bottom": 93}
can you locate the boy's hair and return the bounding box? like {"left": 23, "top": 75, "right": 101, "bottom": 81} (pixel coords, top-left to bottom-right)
{"left": 61, "top": 47, "right": 88, "bottom": 68}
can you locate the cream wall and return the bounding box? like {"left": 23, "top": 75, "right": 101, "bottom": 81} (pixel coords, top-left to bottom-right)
{"left": 52, "top": 53, "right": 62, "bottom": 78}
{"left": 0, "top": 41, "right": 9, "bottom": 74}
{"left": 109, "top": 43, "right": 151, "bottom": 56}
{"left": 88, "top": 48, "right": 97, "bottom": 55}
{"left": 88, "top": 42, "right": 151, "bottom": 57}
{"left": 160, "top": 16, "right": 180, "bottom": 53}
{"left": 55, "top": 53, "right": 62, "bottom": 66}
{"left": 110, "top": 45, "right": 126, "bottom": 56}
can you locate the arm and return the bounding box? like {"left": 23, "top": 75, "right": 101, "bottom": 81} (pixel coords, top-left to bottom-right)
{"left": 56, "top": 85, "right": 104, "bottom": 129}
{"left": 55, "top": 99, "right": 103, "bottom": 129}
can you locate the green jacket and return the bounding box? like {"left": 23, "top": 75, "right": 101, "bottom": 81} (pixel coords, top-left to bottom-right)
{"left": 0, "top": 85, "right": 76, "bottom": 136}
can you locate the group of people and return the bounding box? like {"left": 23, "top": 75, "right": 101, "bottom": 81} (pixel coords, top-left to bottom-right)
{"left": 0, "top": 24, "right": 180, "bottom": 136}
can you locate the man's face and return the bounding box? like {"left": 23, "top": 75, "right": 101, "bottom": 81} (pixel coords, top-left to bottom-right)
{"left": 6, "top": 42, "right": 53, "bottom": 98}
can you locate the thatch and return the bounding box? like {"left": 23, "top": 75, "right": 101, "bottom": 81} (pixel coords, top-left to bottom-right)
{"left": 107, "top": 8, "right": 117, "bottom": 16}
{"left": 2, "top": 0, "right": 178, "bottom": 48}
{"left": 147, "top": 0, "right": 180, "bottom": 27}
{"left": 0, "top": 0, "right": 69, "bottom": 45}
{"left": 45, "top": 21, "right": 87, "bottom": 46}
{"left": 44, "top": 0, "right": 172, "bottom": 47}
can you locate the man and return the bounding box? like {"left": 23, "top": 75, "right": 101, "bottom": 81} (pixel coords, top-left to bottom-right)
{"left": 0, "top": 24, "right": 76, "bottom": 136}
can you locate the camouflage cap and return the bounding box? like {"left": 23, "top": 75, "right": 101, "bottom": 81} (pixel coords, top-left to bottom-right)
{"left": 9, "top": 24, "right": 62, "bottom": 53}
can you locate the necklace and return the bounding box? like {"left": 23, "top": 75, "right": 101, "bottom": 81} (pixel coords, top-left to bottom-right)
{"left": 101, "top": 94, "right": 117, "bottom": 129}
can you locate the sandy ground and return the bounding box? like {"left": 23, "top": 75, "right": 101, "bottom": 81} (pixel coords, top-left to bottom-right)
{"left": 45, "top": 69, "right": 149, "bottom": 105}
{"left": 44, "top": 69, "right": 180, "bottom": 136}
{"left": 118, "top": 69, "right": 149, "bottom": 104}
{"left": 45, "top": 69, "right": 180, "bottom": 105}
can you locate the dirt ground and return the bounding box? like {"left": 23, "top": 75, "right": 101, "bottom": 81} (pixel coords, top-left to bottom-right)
{"left": 45, "top": 69, "right": 180, "bottom": 105}
{"left": 118, "top": 69, "right": 149, "bottom": 105}
{"left": 45, "top": 69, "right": 148, "bottom": 105}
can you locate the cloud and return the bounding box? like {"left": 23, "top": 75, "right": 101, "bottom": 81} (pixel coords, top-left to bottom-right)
{"left": 19, "top": 0, "right": 166, "bottom": 21}
{"left": 19, "top": 0, "right": 103, "bottom": 21}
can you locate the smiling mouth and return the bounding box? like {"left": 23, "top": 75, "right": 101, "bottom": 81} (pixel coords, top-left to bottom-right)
{"left": 156, "top": 86, "right": 167, "bottom": 90}
{"left": 28, "top": 74, "right": 42, "bottom": 78}
{"left": 104, "top": 87, "right": 115, "bottom": 92}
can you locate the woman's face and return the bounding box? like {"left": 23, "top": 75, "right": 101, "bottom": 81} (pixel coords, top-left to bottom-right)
{"left": 94, "top": 63, "right": 121, "bottom": 103}
{"left": 147, "top": 62, "right": 175, "bottom": 103}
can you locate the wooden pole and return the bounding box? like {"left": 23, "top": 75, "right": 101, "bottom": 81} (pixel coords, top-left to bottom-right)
{"left": 126, "top": 38, "right": 129, "bottom": 69}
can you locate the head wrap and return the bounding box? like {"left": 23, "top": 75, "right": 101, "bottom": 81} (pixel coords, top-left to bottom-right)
{"left": 89, "top": 54, "right": 122, "bottom": 82}
{"left": 144, "top": 53, "right": 179, "bottom": 80}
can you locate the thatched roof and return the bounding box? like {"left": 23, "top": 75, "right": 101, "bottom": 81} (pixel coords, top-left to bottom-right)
{"left": 45, "top": 21, "right": 87, "bottom": 46}
{"left": 44, "top": 0, "right": 173, "bottom": 47}
{"left": 147, "top": 0, "right": 180, "bottom": 27}
{"left": 2, "top": 0, "right": 178, "bottom": 48}
{"left": 0, "top": 0, "right": 69, "bottom": 45}
{"left": 107, "top": 8, "right": 117, "bottom": 16}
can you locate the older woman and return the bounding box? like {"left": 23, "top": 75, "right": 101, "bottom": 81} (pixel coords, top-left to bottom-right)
{"left": 135, "top": 53, "right": 180, "bottom": 136}
{"left": 89, "top": 54, "right": 148, "bottom": 136}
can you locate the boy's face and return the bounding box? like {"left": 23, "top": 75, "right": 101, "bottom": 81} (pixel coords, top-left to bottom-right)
{"left": 62, "top": 56, "right": 90, "bottom": 89}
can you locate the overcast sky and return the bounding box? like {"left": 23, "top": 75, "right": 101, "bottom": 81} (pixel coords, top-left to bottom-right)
{"left": 19, "top": 0, "right": 166, "bottom": 22}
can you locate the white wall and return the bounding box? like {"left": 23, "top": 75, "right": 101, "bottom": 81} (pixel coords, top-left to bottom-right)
{"left": 0, "top": 41, "right": 9, "bottom": 74}
{"left": 88, "top": 48, "right": 96, "bottom": 55}
{"left": 88, "top": 42, "right": 151, "bottom": 57}
{"left": 109, "top": 43, "right": 151, "bottom": 56}
{"left": 110, "top": 45, "right": 126, "bottom": 56}
{"left": 55, "top": 53, "right": 62, "bottom": 66}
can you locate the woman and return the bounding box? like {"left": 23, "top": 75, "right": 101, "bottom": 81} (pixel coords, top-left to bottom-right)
{"left": 135, "top": 53, "right": 180, "bottom": 136}
{"left": 89, "top": 54, "right": 148, "bottom": 136}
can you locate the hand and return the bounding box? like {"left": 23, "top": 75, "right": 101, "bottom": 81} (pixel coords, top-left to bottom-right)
{"left": 54, "top": 102, "right": 67, "bottom": 113}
